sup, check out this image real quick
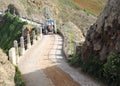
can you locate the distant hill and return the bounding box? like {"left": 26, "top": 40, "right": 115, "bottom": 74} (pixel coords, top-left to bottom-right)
{"left": 0, "top": 0, "right": 107, "bottom": 40}
{"left": 73, "top": 0, "right": 107, "bottom": 15}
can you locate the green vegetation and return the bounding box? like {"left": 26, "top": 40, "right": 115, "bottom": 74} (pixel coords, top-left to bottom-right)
{"left": 66, "top": 30, "right": 74, "bottom": 54}
{"left": 103, "top": 52, "right": 120, "bottom": 86}
{"left": 73, "top": 0, "right": 107, "bottom": 15}
{"left": 0, "top": 13, "right": 26, "bottom": 85}
{"left": 83, "top": 9, "right": 96, "bottom": 16}
{"left": 14, "top": 66, "right": 25, "bottom": 86}
{"left": 69, "top": 52, "right": 120, "bottom": 86}
{"left": 0, "top": 13, "right": 27, "bottom": 54}
{"left": 69, "top": 54, "right": 82, "bottom": 67}
{"left": 53, "top": 0, "right": 107, "bottom": 16}
{"left": 53, "top": 0, "right": 80, "bottom": 10}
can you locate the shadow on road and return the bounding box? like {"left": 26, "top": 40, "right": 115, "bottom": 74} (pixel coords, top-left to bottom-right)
{"left": 22, "top": 65, "right": 80, "bottom": 86}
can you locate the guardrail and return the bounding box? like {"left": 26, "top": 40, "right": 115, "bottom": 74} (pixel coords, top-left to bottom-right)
{"left": 0, "top": 11, "right": 43, "bottom": 65}
{"left": 8, "top": 25, "right": 42, "bottom": 65}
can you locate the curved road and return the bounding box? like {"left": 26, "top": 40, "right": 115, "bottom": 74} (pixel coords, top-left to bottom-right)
{"left": 18, "top": 34, "right": 104, "bottom": 86}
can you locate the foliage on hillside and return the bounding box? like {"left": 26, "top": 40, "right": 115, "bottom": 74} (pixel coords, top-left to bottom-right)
{"left": 0, "top": 0, "right": 97, "bottom": 36}
{"left": 14, "top": 66, "right": 25, "bottom": 86}
{"left": 0, "top": 13, "right": 27, "bottom": 54}
{"left": 69, "top": 52, "right": 120, "bottom": 86}
{"left": 73, "top": 0, "right": 107, "bottom": 15}
{"left": 70, "top": 0, "right": 120, "bottom": 85}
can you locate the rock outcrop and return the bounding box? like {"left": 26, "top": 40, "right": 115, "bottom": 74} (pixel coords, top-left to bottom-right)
{"left": 6, "top": 4, "right": 20, "bottom": 16}
{"left": 0, "top": 49, "right": 15, "bottom": 86}
{"left": 81, "top": 0, "right": 120, "bottom": 60}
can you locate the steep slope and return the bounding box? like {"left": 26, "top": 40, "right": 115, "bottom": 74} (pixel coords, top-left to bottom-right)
{"left": 51, "top": 0, "right": 97, "bottom": 36}
{"left": 79, "top": 0, "right": 120, "bottom": 85}
{"left": 73, "top": 0, "right": 107, "bottom": 15}
{"left": 0, "top": 0, "right": 98, "bottom": 36}
{"left": 82, "top": 0, "right": 120, "bottom": 61}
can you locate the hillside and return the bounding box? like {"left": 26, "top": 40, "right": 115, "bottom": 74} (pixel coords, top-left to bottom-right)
{"left": 0, "top": 0, "right": 103, "bottom": 37}
{"left": 0, "top": 0, "right": 109, "bottom": 86}
{"left": 73, "top": 0, "right": 107, "bottom": 15}
{"left": 70, "top": 0, "right": 120, "bottom": 85}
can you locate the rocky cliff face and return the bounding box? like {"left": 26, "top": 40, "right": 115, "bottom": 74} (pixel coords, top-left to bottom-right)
{"left": 81, "top": 0, "right": 120, "bottom": 60}
{"left": 0, "top": 49, "right": 15, "bottom": 86}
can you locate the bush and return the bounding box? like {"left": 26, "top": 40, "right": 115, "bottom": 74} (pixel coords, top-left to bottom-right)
{"left": 0, "top": 12, "right": 27, "bottom": 54}
{"left": 14, "top": 66, "right": 25, "bottom": 86}
{"left": 69, "top": 54, "right": 82, "bottom": 67}
{"left": 81, "top": 53, "right": 104, "bottom": 77}
{"left": 69, "top": 52, "right": 120, "bottom": 86}
{"left": 103, "top": 52, "right": 120, "bottom": 86}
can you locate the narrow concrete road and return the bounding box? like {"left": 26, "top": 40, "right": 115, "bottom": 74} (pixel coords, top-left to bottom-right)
{"left": 18, "top": 34, "right": 104, "bottom": 86}
{"left": 18, "top": 35, "right": 80, "bottom": 86}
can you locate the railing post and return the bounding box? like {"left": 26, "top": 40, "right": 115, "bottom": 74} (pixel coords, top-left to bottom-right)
{"left": 20, "top": 36, "right": 25, "bottom": 55}
{"left": 40, "top": 26, "right": 42, "bottom": 38}
{"left": 73, "top": 40, "right": 84, "bottom": 55}
{"left": 36, "top": 26, "right": 40, "bottom": 40}
{"left": 66, "top": 37, "right": 70, "bottom": 56}
{"left": 54, "top": 20, "right": 57, "bottom": 34}
{"left": 14, "top": 40, "right": 19, "bottom": 64}
{"left": 63, "top": 36, "right": 68, "bottom": 57}
{"left": 22, "top": 25, "right": 26, "bottom": 36}
{"left": 27, "top": 34, "right": 31, "bottom": 49}
{"left": 32, "top": 30, "right": 36, "bottom": 44}
{"left": 9, "top": 47, "right": 16, "bottom": 65}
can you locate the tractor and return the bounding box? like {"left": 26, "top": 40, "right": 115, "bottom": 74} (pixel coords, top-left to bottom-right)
{"left": 42, "top": 18, "right": 57, "bottom": 34}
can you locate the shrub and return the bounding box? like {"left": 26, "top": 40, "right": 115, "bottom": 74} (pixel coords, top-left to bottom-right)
{"left": 103, "top": 52, "right": 120, "bottom": 86}
{"left": 0, "top": 12, "right": 27, "bottom": 54}
{"left": 69, "top": 54, "right": 82, "bottom": 67}
{"left": 81, "top": 53, "right": 105, "bottom": 78}
{"left": 70, "top": 52, "right": 120, "bottom": 86}
{"left": 14, "top": 66, "right": 25, "bottom": 86}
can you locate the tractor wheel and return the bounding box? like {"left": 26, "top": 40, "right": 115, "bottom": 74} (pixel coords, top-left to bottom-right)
{"left": 53, "top": 29, "right": 57, "bottom": 34}
{"left": 45, "top": 29, "right": 48, "bottom": 35}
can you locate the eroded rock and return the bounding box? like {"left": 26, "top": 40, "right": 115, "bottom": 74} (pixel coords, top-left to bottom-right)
{"left": 0, "top": 49, "right": 15, "bottom": 86}
{"left": 81, "top": 0, "right": 120, "bottom": 60}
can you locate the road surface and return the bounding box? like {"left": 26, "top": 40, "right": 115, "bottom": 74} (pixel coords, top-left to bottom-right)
{"left": 18, "top": 34, "right": 104, "bottom": 86}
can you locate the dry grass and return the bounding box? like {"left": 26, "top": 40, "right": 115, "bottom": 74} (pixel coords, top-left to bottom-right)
{"left": 73, "top": 0, "right": 107, "bottom": 15}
